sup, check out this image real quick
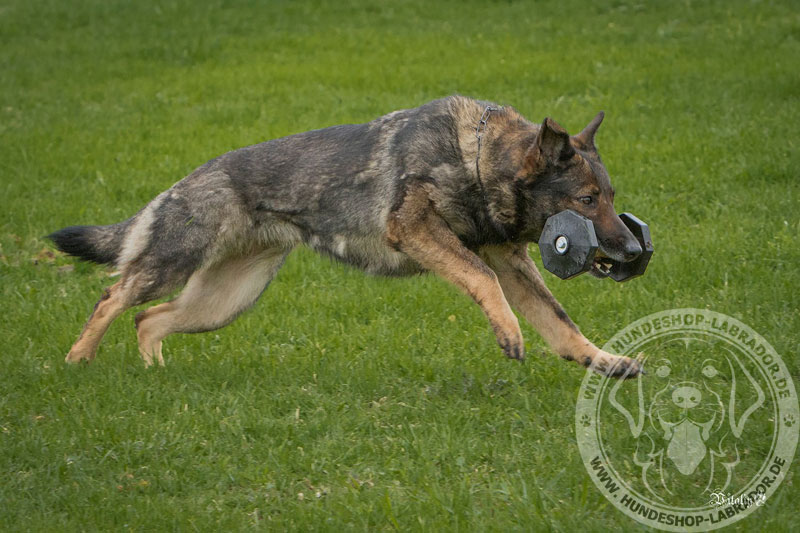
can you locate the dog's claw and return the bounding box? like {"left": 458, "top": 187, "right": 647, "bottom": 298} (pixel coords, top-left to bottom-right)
{"left": 588, "top": 351, "right": 644, "bottom": 380}
{"left": 506, "top": 351, "right": 526, "bottom": 362}
{"left": 65, "top": 349, "right": 94, "bottom": 364}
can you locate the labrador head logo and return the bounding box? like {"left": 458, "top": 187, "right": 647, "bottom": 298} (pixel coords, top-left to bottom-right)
{"left": 576, "top": 309, "right": 798, "bottom": 532}
{"left": 610, "top": 350, "right": 764, "bottom": 500}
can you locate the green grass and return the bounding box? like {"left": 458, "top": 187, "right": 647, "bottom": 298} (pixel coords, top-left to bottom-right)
{"left": 2, "top": 0, "right": 799, "bottom": 530}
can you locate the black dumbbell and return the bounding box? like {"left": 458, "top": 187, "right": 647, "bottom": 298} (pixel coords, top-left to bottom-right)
{"left": 538, "top": 210, "right": 653, "bottom": 282}
{"left": 538, "top": 210, "right": 599, "bottom": 280}
{"left": 607, "top": 213, "right": 653, "bottom": 282}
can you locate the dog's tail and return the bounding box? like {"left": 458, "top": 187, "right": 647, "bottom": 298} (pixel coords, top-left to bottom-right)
{"left": 47, "top": 221, "right": 130, "bottom": 266}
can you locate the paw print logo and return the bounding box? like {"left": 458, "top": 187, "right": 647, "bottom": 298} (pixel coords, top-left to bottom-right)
{"left": 784, "top": 413, "right": 796, "bottom": 427}
{"left": 580, "top": 414, "right": 592, "bottom": 428}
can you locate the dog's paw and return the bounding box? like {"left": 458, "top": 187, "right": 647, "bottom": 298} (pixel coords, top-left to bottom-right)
{"left": 498, "top": 336, "right": 526, "bottom": 361}
{"left": 65, "top": 348, "right": 94, "bottom": 364}
{"left": 589, "top": 350, "right": 643, "bottom": 379}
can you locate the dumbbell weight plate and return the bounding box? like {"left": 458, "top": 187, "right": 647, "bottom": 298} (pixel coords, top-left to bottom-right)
{"left": 608, "top": 213, "right": 654, "bottom": 282}
{"left": 538, "top": 210, "right": 599, "bottom": 279}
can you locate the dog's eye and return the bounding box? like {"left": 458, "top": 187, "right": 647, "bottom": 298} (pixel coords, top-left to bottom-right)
{"left": 702, "top": 365, "right": 718, "bottom": 378}
{"left": 580, "top": 196, "right": 593, "bottom": 205}
{"left": 656, "top": 364, "right": 671, "bottom": 378}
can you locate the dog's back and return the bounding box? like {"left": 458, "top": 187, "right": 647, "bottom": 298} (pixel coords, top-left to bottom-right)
{"left": 51, "top": 97, "right": 476, "bottom": 276}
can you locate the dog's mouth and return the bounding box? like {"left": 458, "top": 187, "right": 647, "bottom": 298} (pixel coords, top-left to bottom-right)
{"left": 590, "top": 252, "right": 613, "bottom": 279}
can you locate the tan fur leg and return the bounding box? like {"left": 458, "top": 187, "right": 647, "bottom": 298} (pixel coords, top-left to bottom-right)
{"left": 66, "top": 281, "right": 129, "bottom": 363}
{"left": 134, "top": 302, "right": 171, "bottom": 366}
{"left": 134, "top": 247, "right": 290, "bottom": 366}
{"left": 480, "top": 243, "right": 642, "bottom": 378}
{"left": 388, "top": 187, "right": 524, "bottom": 359}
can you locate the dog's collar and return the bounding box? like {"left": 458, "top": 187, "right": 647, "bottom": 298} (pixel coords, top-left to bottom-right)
{"left": 474, "top": 105, "right": 499, "bottom": 182}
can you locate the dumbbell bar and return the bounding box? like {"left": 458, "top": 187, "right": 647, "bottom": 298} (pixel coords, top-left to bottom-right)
{"left": 538, "top": 210, "right": 653, "bottom": 281}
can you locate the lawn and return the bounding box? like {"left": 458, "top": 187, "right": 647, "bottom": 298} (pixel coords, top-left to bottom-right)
{"left": 1, "top": 0, "right": 798, "bottom": 530}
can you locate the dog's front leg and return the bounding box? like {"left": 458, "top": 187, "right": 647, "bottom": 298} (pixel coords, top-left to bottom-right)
{"left": 480, "top": 243, "right": 642, "bottom": 379}
{"left": 387, "top": 189, "right": 524, "bottom": 360}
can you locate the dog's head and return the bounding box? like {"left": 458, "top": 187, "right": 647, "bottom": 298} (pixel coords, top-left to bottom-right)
{"left": 513, "top": 113, "right": 641, "bottom": 268}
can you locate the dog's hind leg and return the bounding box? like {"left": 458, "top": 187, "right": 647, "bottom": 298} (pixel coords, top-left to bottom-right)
{"left": 134, "top": 246, "right": 291, "bottom": 366}
{"left": 65, "top": 281, "right": 130, "bottom": 363}
{"left": 65, "top": 263, "right": 198, "bottom": 364}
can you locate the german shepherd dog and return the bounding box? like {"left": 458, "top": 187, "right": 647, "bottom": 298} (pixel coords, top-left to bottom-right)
{"left": 49, "top": 96, "right": 644, "bottom": 378}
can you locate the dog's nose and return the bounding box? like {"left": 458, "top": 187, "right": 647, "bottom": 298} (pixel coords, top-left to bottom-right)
{"left": 672, "top": 386, "right": 701, "bottom": 409}
{"left": 621, "top": 239, "right": 642, "bottom": 262}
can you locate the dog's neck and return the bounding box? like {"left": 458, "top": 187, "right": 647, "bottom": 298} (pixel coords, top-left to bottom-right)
{"left": 463, "top": 103, "right": 542, "bottom": 244}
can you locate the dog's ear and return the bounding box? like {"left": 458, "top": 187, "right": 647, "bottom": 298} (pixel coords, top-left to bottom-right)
{"left": 524, "top": 118, "right": 575, "bottom": 173}
{"left": 539, "top": 117, "right": 575, "bottom": 162}
{"left": 573, "top": 111, "right": 605, "bottom": 149}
